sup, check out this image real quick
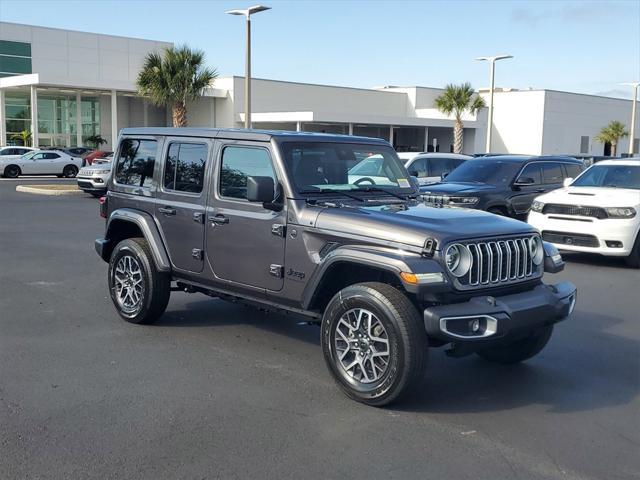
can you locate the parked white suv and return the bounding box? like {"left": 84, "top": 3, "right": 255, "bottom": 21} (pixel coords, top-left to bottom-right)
{"left": 528, "top": 159, "right": 640, "bottom": 267}
{"left": 0, "top": 149, "right": 82, "bottom": 178}
{"left": 405, "top": 153, "right": 471, "bottom": 186}
{"left": 77, "top": 158, "right": 112, "bottom": 196}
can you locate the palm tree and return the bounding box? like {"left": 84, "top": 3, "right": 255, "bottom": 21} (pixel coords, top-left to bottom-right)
{"left": 10, "top": 129, "right": 32, "bottom": 147}
{"left": 137, "top": 45, "right": 217, "bottom": 127}
{"left": 435, "top": 83, "right": 486, "bottom": 154}
{"left": 85, "top": 134, "right": 107, "bottom": 149}
{"left": 595, "top": 120, "right": 628, "bottom": 157}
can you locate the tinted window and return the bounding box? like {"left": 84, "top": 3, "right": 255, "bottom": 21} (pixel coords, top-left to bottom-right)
{"left": 541, "top": 163, "right": 563, "bottom": 184}
{"left": 115, "top": 139, "right": 157, "bottom": 188}
{"left": 517, "top": 163, "right": 542, "bottom": 184}
{"left": 220, "top": 146, "right": 275, "bottom": 200}
{"left": 445, "top": 160, "right": 521, "bottom": 185}
{"left": 565, "top": 164, "right": 582, "bottom": 179}
{"left": 428, "top": 158, "right": 453, "bottom": 177}
{"left": 164, "top": 143, "right": 207, "bottom": 193}
{"left": 407, "top": 158, "right": 427, "bottom": 177}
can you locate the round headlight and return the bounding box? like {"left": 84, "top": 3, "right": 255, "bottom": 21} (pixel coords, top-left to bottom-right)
{"left": 529, "top": 236, "right": 544, "bottom": 265}
{"left": 445, "top": 244, "right": 472, "bottom": 277}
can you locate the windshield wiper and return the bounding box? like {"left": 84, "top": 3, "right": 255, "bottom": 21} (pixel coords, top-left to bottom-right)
{"left": 298, "top": 188, "right": 366, "bottom": 203}
{"left": 354, "top": 186, "right": 412, "bottom": 200}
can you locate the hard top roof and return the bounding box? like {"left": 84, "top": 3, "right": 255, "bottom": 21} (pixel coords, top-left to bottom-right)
{"left": 475, "top": 155, "right": 583, "bottom": 164}
{"left": 120, "top": 127, "right": 390, "bottom": 145}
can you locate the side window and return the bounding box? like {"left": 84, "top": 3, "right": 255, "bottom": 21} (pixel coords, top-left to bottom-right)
{"left": 45, "top": 153, "right": 60, "bottom": 159}
{"left": 541, "top": 163, "right": 563, "bottom": 184}
{"left": 32, "top": 153, "right": 46, "bottom": 160}
{"left": 517, "top": 163, "right": 542, "bottom": 184}
{"left": 427, "top": 158, "right": 451, "bottom": 178}
{"left": 408, "top": 158, "right": 427, "bottom": 177}
{"left": 219, "top": 146, "right": 275, "bottom": 200}
{"left": 115, "top": 139, "right": 157, "bottom": 188}
{"left": 163, "top": 142, "right": 207, "bottom": 194}
{"left": 564, "top": 164, "right": 582, "bottom": 179}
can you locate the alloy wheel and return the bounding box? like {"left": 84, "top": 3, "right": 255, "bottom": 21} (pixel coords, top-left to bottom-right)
{"left": 113, "top": 255, "right": 144, "bottom": 313}
{"left": 334, "top": 308, "right": 390, "bottom": 384}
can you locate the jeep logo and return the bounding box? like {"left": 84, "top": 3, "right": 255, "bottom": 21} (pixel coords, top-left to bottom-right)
{"left": 286, "top": 268, "right": 305, "bottom": 280}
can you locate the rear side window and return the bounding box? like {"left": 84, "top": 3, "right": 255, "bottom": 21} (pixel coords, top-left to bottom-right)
{"left": 164, "top": 143, "right": 207, "bottom": 194}
{"left": 541, "top": 163, "right": 563, "bottom": 184}
{"left": 428, "top": 158, "right": 453, "bottom": 177}
{"left": 220, "top": 146, "right": 275, "bottom": 200}
{"left": 115, "top": 139, "right": 157, "bottom": 188}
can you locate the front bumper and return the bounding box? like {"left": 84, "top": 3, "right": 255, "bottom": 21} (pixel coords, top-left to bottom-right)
{"left": 77, "top": 175, "right": 108, "bottom": 193}
{"left": 424, "top": 281, "right": 576, "bottom": 344}
{"left": 528, "top": 211, "right": 639, "bottom": 256}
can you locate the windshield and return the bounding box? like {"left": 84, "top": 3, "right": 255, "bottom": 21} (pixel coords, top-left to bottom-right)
{"left": 571, "top": 164, "right": 640, "bottom": 190}
{"left": 280, "top": 142, "right": 412, "bottom": 192}
{"left": 20, "top": 151, "right": 37, "bottom": 160}
{"left": 444, "top": 159, "right": 521, "bottom": 186}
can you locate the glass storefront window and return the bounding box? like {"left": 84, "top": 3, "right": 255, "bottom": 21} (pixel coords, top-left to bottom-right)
{"left": 5, "top": 93, "right": 30, "bottom": 145}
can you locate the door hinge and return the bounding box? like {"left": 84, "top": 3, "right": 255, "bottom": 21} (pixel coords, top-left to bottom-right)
{"left": 192, "top": 248, "right": 203, "bottom": 260}
{"left": 271, "top": 224, "right": 286, "bottom": 237}
{"left": 193, "top": 212, "right": 205, "bottom": 224}
{"left": 269, "top": 264, "right": 284, "bottom": 278}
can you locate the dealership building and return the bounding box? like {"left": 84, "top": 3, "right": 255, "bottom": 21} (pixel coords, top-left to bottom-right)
{"left": 1, "top": 21, "right": 637, "bottom": 156}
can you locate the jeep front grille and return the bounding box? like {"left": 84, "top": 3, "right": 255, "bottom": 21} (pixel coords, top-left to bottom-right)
{"left": 456, "top": 236, "right": 540, "bottom": 289}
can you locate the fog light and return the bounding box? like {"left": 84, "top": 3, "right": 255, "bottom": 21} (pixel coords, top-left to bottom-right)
{"left": 605, "top": 240, "right": 623, "bottom": 248}
{"left": 470, "top": 319, "right": 480, "bottom": 333}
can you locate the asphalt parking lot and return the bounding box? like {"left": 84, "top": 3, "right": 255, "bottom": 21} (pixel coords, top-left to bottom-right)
{"left": 1, "top": 179, "right": 638, "bottom": 480}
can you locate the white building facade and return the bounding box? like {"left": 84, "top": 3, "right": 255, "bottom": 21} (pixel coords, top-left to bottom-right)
{"left": 1, "top": 22, "right": 637, "bottom": 156}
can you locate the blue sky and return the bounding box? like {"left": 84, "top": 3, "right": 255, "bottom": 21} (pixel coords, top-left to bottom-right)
{"left": 1, "top": 0, "right": 639, "bottom": 98}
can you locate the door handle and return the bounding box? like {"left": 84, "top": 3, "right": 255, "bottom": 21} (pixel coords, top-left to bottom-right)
{"left": 158, "top": 206, "right": 177, "bottom": 215}
{"left": 208, "top": 214, "right": 229, "bottom": 225}
{"left": 536, "top": 188, "right": 545, "bottom": 192}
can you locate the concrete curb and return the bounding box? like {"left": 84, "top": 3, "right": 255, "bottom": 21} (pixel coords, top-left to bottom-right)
{"left": 16, "top": 185, "right": 84, "bottom": 196}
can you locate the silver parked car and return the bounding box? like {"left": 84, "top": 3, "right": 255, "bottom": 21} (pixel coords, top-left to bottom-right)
{"left": 77, "top": 158, "right": 112, "bottom": 197}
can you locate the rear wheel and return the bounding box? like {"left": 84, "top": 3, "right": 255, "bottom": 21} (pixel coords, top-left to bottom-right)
{"left": 625, "top": 233, "right": 640, "bottom": 268}
{"left": 108, "top": 238, "right": 170, "bottom": 324}
{"left": 476, "top": 325, "right": 553, "bottom": 364}
{"left": 321, "top": 282, "right": 427, "bottom": 406}
{"left": 3, "top": 165, "right": 21, "bottom": 178}
{"left": 63, "top": 165, "right": 78, "bottom": 178}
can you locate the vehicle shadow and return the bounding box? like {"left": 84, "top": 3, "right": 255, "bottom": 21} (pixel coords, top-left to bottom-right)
{"left": 156, "top": 297, "right": 638, "bottom": 414}
{"left": 396, "top": 310, "right": 639, "bottom": 414}
{"left": 561, "top": 251, "right": 632, "bottom": 269}
{"left": 155, "top": 295, "right": 321, "bottom": 346}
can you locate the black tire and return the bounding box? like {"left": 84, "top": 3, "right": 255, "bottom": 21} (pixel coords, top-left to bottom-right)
{"left": 476, "top": 325, "right": 553, "bottom": 364}
{"left": 321, "top": 282, "right": 427, "bottom": 406}
{"left": 624, "top": 233, "right": 640, "bottom": 268}
{"left": 4, "top": 165, "right": 21, "bottom": 178}
{"left": 108, "top": 237, "right": 171, "bottom": 324}
{"left": 63, "top": 165, "right": 78, "bottom": 178}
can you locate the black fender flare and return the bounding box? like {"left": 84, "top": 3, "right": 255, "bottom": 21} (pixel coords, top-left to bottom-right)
{"left": 301, "top": 244, "right": 445, "bottom": 309}
{"left": 104, "top": 208, "right": 171, "bottom": 271}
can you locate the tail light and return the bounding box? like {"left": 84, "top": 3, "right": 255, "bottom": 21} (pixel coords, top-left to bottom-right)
{"left": 99, "top": 196, "right": 108, "bottom": 218}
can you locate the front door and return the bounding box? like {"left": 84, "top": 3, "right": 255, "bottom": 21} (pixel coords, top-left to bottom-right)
{"left": 21, "top": 152, "right": 58, "bottom": 174}
{"left": 206, "top": 142, "right": 286, "bottom": 291}
{"left": 511, "top": 163, "right": 545, "bottom": 215}
{"left": 155, "top": 138, "right": 209, "bottom": 273}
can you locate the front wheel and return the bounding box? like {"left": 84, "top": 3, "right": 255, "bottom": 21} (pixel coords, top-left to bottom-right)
{"left": 108, "top": 238, "right": 171, "bottom": 324}
{"left": 321, "top": 282, "right": 427, "bottom": 406}
{"left": 476, "top": 325, "right": 553, "bottom": 364}
{"left": 4, "top": 165, "right": 21, "bottom": 178}
{"left": 63, "top": 165, "right": 78, "bottom": 178}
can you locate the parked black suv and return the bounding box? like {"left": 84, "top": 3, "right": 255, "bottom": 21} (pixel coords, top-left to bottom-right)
{"left": 420, "top": 156, "right": 584, "bottom": 217}
{"left": 96, "top": 129, "right": 576, "bottom": 406}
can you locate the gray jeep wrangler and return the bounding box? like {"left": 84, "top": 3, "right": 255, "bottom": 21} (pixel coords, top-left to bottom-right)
{"left": 96, "top": 128, "right": 577, "bottom": 406}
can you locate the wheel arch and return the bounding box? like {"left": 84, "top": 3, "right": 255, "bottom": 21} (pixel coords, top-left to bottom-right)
{"left": 102, "top": 209, "right": 171, "bottom": 271}
{"left": 303, "top": 245, "right": 436, "bottom": 312}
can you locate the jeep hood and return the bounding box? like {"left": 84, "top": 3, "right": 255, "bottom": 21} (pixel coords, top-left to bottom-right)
{"left": 314, "top": 203, "right": 535, "bottom": 249}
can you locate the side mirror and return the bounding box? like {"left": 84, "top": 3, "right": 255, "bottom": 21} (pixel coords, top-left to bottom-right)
{"left": 515, "top": 177, "right": 535, "bottom": 186}
{"left": 408, "top": 176, "right": 420, "bottom": 190}
{"left": 246, "top": 175, "right": 275, "bottom": 203}
{"left": 563, "top": 177, "right": 573, "bottom": 187}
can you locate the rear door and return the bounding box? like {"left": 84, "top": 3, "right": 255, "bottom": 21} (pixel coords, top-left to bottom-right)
{"left": 155, "top": 138, "right": 210, "bottom": 273}
{"left": 540, "top": 162, "right": 565, "bottom": 193}
{"left": 205, "top": 141, "right": 286, "bottom": 291}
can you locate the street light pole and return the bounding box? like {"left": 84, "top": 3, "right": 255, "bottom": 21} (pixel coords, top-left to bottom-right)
{"left": 226, "top": 5, "right": 271, "bottom": 129}
{"left": 476, "top": 54, "right": 513, "bottom": 153}
{"left": 621, "top": 82, "right": 639, "bottom": 155}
